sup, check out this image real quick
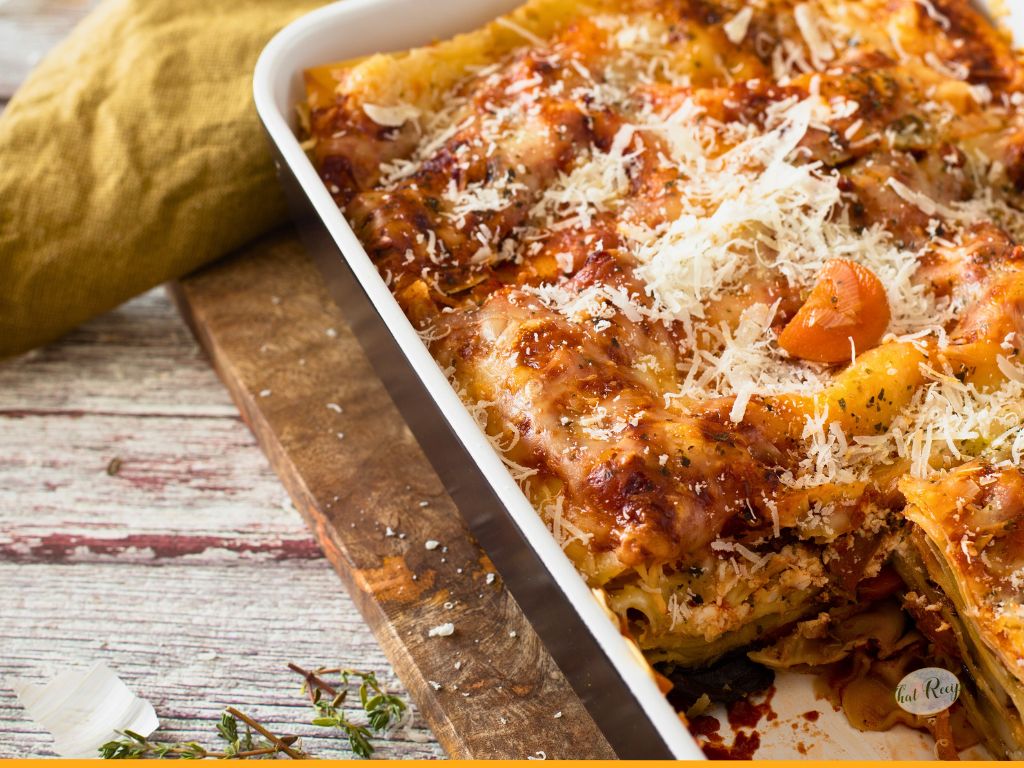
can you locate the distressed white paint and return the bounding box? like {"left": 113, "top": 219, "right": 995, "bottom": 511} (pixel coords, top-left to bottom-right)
{"left": 0, "top": 290, "right": 443, "bottom": 759}
{"left": 0, "top": 0, "right": 99, "bottom": 101}
{"left": 0, "top": 4, "right": 440, "bottom": 754}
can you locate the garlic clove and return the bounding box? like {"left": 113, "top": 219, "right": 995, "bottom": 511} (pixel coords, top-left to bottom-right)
{"left": 11, "top": 663, "right": 158, "bottom": 757}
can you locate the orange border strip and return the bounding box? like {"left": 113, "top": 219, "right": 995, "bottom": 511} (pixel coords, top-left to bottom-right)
{"left": 0, "top": 761, "right": 999, "bottom": 766}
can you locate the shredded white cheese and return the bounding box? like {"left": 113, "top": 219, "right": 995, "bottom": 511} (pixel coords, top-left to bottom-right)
{"left": 793, "top": 3, "right": 835, "bottom": 68}
{"left": 428, "top": 622, "right": 456, "bottom": 637}
{"left": 362, "top": 102, "right": 421, "bottom": 127}
{"left": 723, "top": 7, "right": 754, "bottom": 45}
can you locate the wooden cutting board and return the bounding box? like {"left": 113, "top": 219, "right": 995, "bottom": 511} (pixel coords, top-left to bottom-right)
{"left": 171, "top": 228, "right": 617, "bottom": 760}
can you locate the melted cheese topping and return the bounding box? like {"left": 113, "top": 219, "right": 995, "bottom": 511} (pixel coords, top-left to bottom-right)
{"left": 306, "top": 0, "right": 1024, "bottom": 741}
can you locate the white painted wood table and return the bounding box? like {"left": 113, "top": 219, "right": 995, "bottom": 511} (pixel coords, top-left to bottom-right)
{"left": 0, "top": 3, "right": 443, "bottom": 759}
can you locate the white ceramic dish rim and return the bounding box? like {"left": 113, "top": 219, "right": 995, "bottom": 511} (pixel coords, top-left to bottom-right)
{"left": 253, "top": 0, "right": 703, "bottom": 758}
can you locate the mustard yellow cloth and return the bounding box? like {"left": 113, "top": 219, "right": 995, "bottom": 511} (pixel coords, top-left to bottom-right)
{"left": 0, "top": 0, "right": 325, "bottom": 359}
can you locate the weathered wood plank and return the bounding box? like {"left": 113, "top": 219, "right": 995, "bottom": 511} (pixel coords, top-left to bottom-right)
{"left": 0, "top": 560, "right": 441, "bottom": 759}
{"left": 0, "top": 288, "right": 440, "bottom": 758}
{"left": 173, "top": 230, "right": 616, "bottom": 759}
{"left": 0, "top": 1, "right": 438, "bottom": 759}
{"left": 0, "top": 0, "right": 98, "bottom": 99}
{"left": 0, "top": 289, "right": 239, "bottom": 416}
{"left": 0, "top": 412, "right": 317, "bottom": 563}
{"left": 0, "top": 290, "right": 307, "bottom": 563}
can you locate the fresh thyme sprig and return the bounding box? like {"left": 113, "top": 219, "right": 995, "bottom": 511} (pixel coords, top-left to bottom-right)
{"left": 99, "top": 710, "right": 307, "bottom": 759}
{"left": 97, "top": 664, "right": 407, "bottom": 760}
{"left": 288, "top": 663, "right": 407, "bottom": 758}
{"left": 99, "top": 730, "right": 207, "bottom": 759}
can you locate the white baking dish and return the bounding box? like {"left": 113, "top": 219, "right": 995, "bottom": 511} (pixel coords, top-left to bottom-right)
{"left": 254, "top": 0, "right": 1016, "bottom": 759}
{"left": 254, "top": 0, "right": 699, "bottom": 758}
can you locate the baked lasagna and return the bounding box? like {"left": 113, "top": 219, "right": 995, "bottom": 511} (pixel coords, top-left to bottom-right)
{"left": 302, "top": 0, "right": 1024, "bottom": 757}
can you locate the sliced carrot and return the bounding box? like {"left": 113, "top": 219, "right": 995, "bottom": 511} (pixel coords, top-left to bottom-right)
{"left": 778, "top": 258, "right": 891, "bottom": 363}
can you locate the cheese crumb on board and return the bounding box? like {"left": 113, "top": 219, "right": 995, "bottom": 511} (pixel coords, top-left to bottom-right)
{"left": 428, "top": 623, "right": 455, "bottom": 637}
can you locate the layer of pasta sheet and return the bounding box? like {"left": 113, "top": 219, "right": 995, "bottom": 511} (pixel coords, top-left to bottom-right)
{"left": 303, "top": 0, "right": 1024, "bottom": 757}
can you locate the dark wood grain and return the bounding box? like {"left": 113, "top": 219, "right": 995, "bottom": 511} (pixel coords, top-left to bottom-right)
{"left": 172, "top": 229, "right": 617, "bottom": 760}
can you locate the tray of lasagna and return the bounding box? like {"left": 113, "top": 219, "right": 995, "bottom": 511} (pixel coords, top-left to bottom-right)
{"left": 255, "top": 0, "right": 1024, "bottom": 759}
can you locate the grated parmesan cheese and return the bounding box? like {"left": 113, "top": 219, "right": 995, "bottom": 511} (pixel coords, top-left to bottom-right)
{"left": 428, "top": 623, "right": 456, "bottom": 637}
{"left": 793, "top": 3, "right": 835, "bottom": 69}
{"left": 362, "top": 102, "right": 421, "bottom": 127}
{"left": 723, "top": 7, "right": 754, "bottom": 45}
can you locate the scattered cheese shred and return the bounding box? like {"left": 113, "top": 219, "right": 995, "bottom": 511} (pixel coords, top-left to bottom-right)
{"left": 723, "top": 7, "right": 754, "bottom": 45}
{"left": 362, "top": 102, "right": 421, "bottom": 127}
{"left": 793, "top": 3, "right": 835, "bottom": 68}
{"left": 428, "top": 622, "right": 456, "bottom": 637}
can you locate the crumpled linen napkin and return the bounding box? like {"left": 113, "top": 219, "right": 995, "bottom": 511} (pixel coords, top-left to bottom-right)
{"left": 0, "top": 0, "right": 325, "bottom": 359}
